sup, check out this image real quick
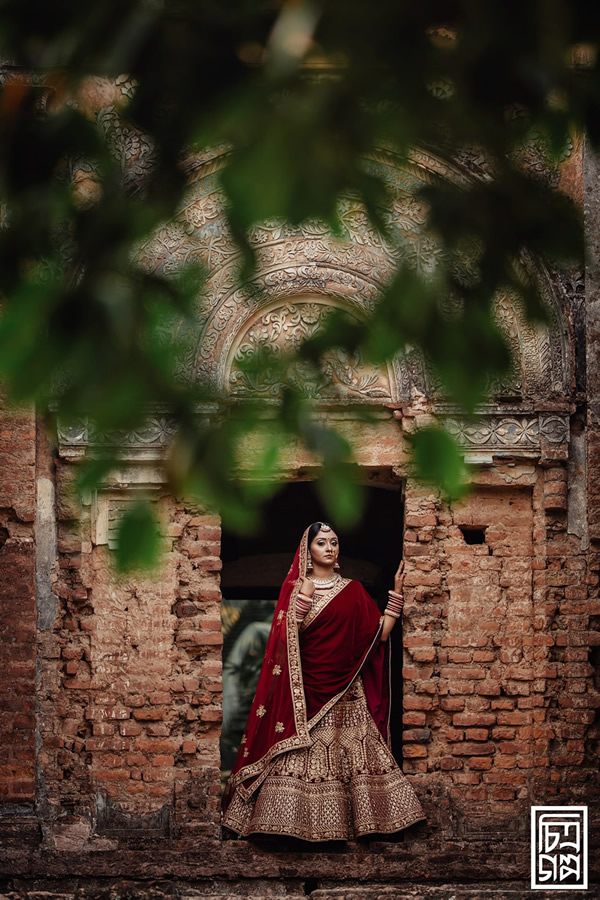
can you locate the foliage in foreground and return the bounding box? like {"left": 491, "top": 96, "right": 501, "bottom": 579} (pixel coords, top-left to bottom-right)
{"left": 0, "top": 1, "right": 595, "bottom": 565}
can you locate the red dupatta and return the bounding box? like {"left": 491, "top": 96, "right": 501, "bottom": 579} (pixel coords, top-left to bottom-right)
{"left": 222, "top": 526, "right": 389, "bottom": 811}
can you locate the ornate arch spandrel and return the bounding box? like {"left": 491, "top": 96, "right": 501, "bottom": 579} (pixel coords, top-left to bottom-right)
{"left": 225, "top": 295, "right": 395, "bottom": 403}
{"left": 131, "top": 144, "right": 572, "bottom": 407}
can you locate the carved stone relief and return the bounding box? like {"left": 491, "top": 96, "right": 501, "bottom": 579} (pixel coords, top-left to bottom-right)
{"left": 57, "top": 409, "right": 570, "bottom": 460}
{"left": 444, "top": 413, "right": 569, "bottom": 451}
{"left": 228, "top": 300, "right": 393, "bottom": 401}
{"left": 131, "top": 146, "right": 571, "bottom": 409}
{"left": 54, "top": 140, "right": 574, "bottom": 461}
{"left": 96, "top": 105, "right": 156, "bottom": 187}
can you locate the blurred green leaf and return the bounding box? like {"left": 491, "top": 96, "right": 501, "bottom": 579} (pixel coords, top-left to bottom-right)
{"left": 115, "top": 499, "right": 161, "bottom": 572}
{"left": 315, "top": 465, "right": 365, "bottom": 528}
{"left": 410, "top": 426, "right": 469, "bottom": 501}
{"left": 0, "top": 0, "right": 596, "bottom": 568}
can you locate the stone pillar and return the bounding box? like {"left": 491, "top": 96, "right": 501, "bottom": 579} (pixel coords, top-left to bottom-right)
{"left": 584, "top": 136, "right": 600, "bottom": 543}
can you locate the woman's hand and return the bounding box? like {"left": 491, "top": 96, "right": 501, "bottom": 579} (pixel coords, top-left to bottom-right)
{"left": 380, "top": 561, "right": 405, "bottom": 642}
{"left": 380, "top": 615, "right": 396, "bottom": 642}
{"left": 299, "top": 577, "right": 315, "bottom": 597}
{"left": 394, "top": 560, "right": 405, "bottom": 595}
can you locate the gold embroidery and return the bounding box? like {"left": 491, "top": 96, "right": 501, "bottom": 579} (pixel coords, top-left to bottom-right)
{"left": 256, "top": 705, "right": 266, "bottom": 717}
{"left": 277, "top": 610, "right": 285, "bottom": 623}
{"left": 272, "top": 665, "right": 282, "bottom": 676}
{"left": 223, "top": 677, "right": 426, "bottom": 841}
{"left": 241, "top": 735, "right": 246, "bottom": 744}
{"left": 230, "top": 530, "right": 313, "bottom": 799}
{"left": 275, "top": 722, "right": 284, "bottom": 733}
{"left": 243, "top": 748, "right": 249, "bottom": 757}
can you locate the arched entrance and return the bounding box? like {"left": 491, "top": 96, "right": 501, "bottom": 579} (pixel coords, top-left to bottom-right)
{"left": 219, "top": 472, "right": 405, "bottom": 784}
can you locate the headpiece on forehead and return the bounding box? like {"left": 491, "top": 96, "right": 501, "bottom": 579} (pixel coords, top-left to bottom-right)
{"left": 319, "top": 523, "right": 331, "bottom": 532}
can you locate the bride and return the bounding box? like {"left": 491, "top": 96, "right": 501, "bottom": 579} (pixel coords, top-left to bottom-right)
{"left": 221, "top": 521, "right": 426, "bottom": 841}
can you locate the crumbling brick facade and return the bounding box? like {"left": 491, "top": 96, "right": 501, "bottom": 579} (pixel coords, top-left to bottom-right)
{"left": 0, "top": 81, "right": 599, "bottom": 898}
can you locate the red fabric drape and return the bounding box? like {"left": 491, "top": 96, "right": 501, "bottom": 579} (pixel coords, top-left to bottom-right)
{"left": 301, "top": 581, "right": 388, "bottom": 734}
{"left": 222, "top": 527, "right": 389, "bottom": 811}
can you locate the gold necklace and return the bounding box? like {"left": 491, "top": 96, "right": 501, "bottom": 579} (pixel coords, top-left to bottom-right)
{"left": 311, "top": 574, "right": 340, "bottom": 589}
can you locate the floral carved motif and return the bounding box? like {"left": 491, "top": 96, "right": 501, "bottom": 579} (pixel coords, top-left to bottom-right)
{"left": 127, "top": 147, "right": 571, "bottom": 407}
{"left": 229, "top": 303, "right": 393, "bottom": 401}
{"left": 444, "top": 414, "right": 569, "bottom": 450}
{"left": 57, "top": 415, "right": 178, "bottom": 448}
{"left": 97, "top": 105, "right": 157, "bottom": 187}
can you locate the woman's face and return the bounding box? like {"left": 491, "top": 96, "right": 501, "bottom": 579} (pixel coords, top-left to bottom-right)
{"left": 309, "top": 528, "right": 339, "bottom": 569}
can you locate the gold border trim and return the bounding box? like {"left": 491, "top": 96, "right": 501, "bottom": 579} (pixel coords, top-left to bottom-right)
{"left": 299, "top": 577, "right": 351, "bottom": 633}
{"left": 229, "top": 528, "right": 313, "bottom": 799}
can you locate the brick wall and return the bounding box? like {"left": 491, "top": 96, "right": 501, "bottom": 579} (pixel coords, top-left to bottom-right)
{"left": 0, "top": 397, "right": 36, "bottom": 807}
{"left": 37, "top": 478, "right": 223, "bottom": 843}
{"left": 34, "top": 454, "right": 600, "bottom": 852}
{"left": 401, "top": 464, "right": 600, "bottom": 840}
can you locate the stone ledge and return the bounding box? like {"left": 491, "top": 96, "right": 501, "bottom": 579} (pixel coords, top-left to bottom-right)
{"left": 1, "top": 838, "right": 598, "bottom": 884}
{"left": 0, "top": 880, "right": 595, "bottom": 899}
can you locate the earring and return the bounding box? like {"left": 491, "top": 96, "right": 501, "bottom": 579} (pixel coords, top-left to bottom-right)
{"left": 334, "top": 559, "right": 340, "bottom": 571}
{"left": 307, "top": 551, "right": 313, "bottom": 572}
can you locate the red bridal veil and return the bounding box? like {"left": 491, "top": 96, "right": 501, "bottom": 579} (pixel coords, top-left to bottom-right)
{"left": 222, "top": 526, "right": 390, "bottom": 811}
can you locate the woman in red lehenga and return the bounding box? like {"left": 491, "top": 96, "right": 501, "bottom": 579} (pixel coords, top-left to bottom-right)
{"left": 221, "top": 521, "right": 426, "bottom": 841}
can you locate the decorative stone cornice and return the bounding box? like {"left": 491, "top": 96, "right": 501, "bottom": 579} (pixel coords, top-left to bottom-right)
{"left": 57, "top": 406, "right": 570, "bottom": 464}
{"left": 57, "top": 414, "right": 178, "bottom": 456}
{"left": 443, "top": 413, "right": 569, "bottom": 451}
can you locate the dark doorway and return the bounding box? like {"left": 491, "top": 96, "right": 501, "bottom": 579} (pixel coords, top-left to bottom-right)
{"left": 220, "top": 475, "right": 405, "bottom": 783}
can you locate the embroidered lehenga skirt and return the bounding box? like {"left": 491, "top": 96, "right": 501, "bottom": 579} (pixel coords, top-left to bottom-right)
{"left": 222, "top": 677, "right": 426, "bottom": 841}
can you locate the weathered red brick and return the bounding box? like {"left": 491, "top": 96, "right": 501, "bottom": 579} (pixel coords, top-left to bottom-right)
{"left": 440, "top": 697, "right": 465, "bottom": 711}
{"left": 410, "top": 647, "right": 436, "bottom": 662}
{"left": 85, "top": 707, "right": 130, "bottom": 721}
{"left": 152, "top": 754, "right": 175, "bottom": 767}
{"left": 402, "top": 729, "right": 431, "bottom": 743}
{"left": 464, "top": 728, "right": 489, "bottom": 741}
{"left": 451, "top": 742, "right": 495, "bottom": 756}
{"left": 439, "top": 757, "right": 463, "bottom": 770}
{"left": 132, "top": 709, "right": 166, "bottom": 721}
{"left": 403, "top": 712, "right": 427, "bottom": 726}
{"left": 440, "top": 667, "right": 487, "bottom": 680}
{"left": 453, "top": 712, "right": 496, "bottom": 727}
{"left": 402, "top": 745, "right": 428, "bottom": 757}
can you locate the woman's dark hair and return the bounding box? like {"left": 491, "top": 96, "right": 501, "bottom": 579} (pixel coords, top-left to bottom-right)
{"left": 307, "top": 521, "right": 335, "bottom": 545}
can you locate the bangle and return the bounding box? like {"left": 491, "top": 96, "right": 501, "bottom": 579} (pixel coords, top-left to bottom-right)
{"left": 384, "top": 608, "right": 401, "bottom": 619}
{"left": 386, "top": 595, "right": 404, "bottom": 608}
{"left": 296, "top": 592, "right": 312, "bottom": 622}
{"left": 385, "top": 597, "right": 404, "bottom": 618}
{"left": 388, "top": 589, "right": 404, "bottom": 601}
